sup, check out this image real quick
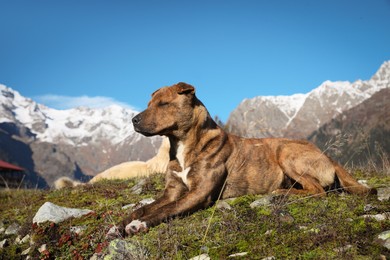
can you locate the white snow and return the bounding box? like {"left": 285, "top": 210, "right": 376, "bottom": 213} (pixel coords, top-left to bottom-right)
{"left": 240, "top": 60, "right": 389, "bottom": 130}
{"left": 0, "top": 84, "right": 140, "bottom": 146}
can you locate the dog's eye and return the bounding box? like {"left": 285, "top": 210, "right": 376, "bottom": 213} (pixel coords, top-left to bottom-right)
{"left": 158, "top": 102, "right": 169, "bottom": 107}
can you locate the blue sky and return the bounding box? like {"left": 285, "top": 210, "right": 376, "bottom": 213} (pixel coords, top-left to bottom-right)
{"left": 1, "top": 1, "right": 389, "bottom": 122}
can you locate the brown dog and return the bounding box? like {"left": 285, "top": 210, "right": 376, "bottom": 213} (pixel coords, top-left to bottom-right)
{"left": 114, "top": 82, "right": 374, "bottom": 236}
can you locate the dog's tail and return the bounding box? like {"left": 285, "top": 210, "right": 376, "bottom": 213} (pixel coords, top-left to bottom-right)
{"left": 333, "top": 161, "right": 377, "bottom": 195}
{"left": 53, "top": 177, "right": 85, "bottom": 189}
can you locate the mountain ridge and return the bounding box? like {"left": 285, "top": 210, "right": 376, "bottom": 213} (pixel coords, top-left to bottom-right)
{"left": 226, "top": 61, "right": 390, "bottom": 138}
{"left": 0, "top": 85, "right": 162, "bottom": 188}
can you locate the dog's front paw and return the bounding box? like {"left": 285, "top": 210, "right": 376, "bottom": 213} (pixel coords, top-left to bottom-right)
{"left": 125, "top": 219, "right": 148, "bottom": 235}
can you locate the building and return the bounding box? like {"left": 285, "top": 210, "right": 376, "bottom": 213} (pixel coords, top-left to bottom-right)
{"left": 0, "top": 160, "right": 25, "bottom": 189}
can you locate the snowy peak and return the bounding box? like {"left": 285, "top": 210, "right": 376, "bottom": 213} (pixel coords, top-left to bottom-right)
{"left": 227, "top": 61, "right": 390, "bottom": 138}
{"left": 0, "top": 84, "right": 140, "bottom": 146}
{"left": 0, "top": 84, "right": 163, "bottom": 187}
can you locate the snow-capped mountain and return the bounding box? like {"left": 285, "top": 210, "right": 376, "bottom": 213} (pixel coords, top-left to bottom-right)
{"left": 226, "top": 61, "right": 390, "bottom": 138}
{"left": 0, "top": 85, "right": 162, "bottom": 187}
{"left": 0, "top": 85, "right": 148, "bottom": 146}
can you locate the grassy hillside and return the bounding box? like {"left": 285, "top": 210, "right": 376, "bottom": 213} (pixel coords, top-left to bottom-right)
{"left": 1, "top": 171, "right": 389, "bottom": 259}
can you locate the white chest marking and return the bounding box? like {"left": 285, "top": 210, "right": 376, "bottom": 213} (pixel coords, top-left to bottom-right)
{"left": 173, "top": 167, "right": 191, "bottom": 186}
{"left": 174, "top": 142, "right": 190, "bottom": 185}
{"left": 176, "top": 141, "right": 185, "bottom": 169}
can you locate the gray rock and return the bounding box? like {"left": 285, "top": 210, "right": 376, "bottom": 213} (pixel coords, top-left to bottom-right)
{"left": 377, "top": 230, "right": 390, "bottom": 250}
{"left": 228, "top": 252, "right": 248, "bottom": 258}
{"left": 122, "top": 204, "right": 135, "bottom": 210}
{"left": 132, "top": 198, "right": 155, "bottom": 211}
{"left": 105, "top": 239, "right": 148, "bottom": 259}
{"left": 5, "top": 222, "right": 20, "bottom": 235}
{"left": 0, "top": 239, "right": 8, "bottom": 248}
{"left": 189, "top": 254, "right": 210, "bottom": 260}
{"left": 38, "top": 244, "right": 47, "bottom": 253}
{"left": 130, "top": 179, "right": 147, "bottom": 195}
{"left": 250, "top": 196, "right": 273, "bottom": 208}
{"left": 377, "top": 187, "right": 390, "bottom": 201}
{"left": 70, "top": 226, "right": 87, "bottom": 235}
{"left": 21, "top": 247, "right": 31, "bottom": 256}
{"left": 277, "top": 211, "right": 295, "bottom": 224}
{"left": 363, "top": 204, "right": 376, "bottom": 212}
{"left": 0, "top": 221, "right": 4, "bottom": 233}
{"left": 333, "top": 244, "right": 353, "bottom": 253}
{"left": 33, "top": 202, "right": 93, "bottom": 224}
{"left": 20, "top": 234, "right": 30, "bottom": 244}
{"left": 362, "top": 212, "right": 390, "bottom": 221}
{"left": 216, "top": 200, "right": 232, "bottom": 210}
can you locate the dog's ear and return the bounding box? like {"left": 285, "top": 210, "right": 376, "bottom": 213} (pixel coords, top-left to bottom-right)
{"left": 176, "top": 82, "right": 195, "bottom": 95}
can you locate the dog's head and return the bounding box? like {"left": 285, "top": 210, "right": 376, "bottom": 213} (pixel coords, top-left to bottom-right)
{"left": 132, "top": 82, "right": 206, "bottom": 138}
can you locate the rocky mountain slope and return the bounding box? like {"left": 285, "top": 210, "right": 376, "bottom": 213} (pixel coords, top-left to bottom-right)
{"left": 0, "top": 85, "right": 162, "bottom": 188}
{"left": 309, "top": 88, "right": 390, "bottom": 169}
{"left": 226, "top": 61, "right": 390, "bottom": 139}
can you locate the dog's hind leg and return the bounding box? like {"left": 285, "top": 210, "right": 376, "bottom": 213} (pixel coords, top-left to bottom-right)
{"left": 332, "top": 160, "right": 376, "bottom": 195}
{"left": 272, "top": 169, "right": 326, "bottom": 197}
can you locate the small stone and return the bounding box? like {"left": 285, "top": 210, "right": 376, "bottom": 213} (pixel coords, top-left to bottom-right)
{"left": 250, "top": 196, "right": 273, "bottom": 208}
{"left": 106, "top": 239, "right": 148, "bottom": 258}
{"left": 277, "top": 210, "right": 294, "bottom": 224}
{"left": 70, "top": 226, "right": 87, "bottom": 235}
{"left": 38, "top": 244, "right": 47, "bottom": 253}
{"left": 89, "top": 253, "right": 99, "bottom": 260}
{"left": 122, "top": 204, "right": 135, "bottom": 210}
{"left": 378, "top": 230, "right": 390, "bottom": 241}
{"left": 14, "top": 235, "right": 21, "bottom": 244}
{"left": 21, "top": 247, "right": 31, "bottom": 255}
{"left": 33, "top": 202, "right": 93, "bottom": 224}
{"left": 364, "top": 204, "right": 376, "bottom": 212}
{"left": 0, "top": 222, "right": 4, "bottom": 233}
{"left": 307, "top": 228, "right": 320, "bottom": 234}
{"left": 0, "top": 239, "right": 8, "bottom": 248}
{"left": 20, "top": 234, "right": 30, "bottom": 244}
{"left": 376, "top": 230, "right": 390, "bottom": 250}
{"left": 189, "top": 253, "right": 210, "bottom": 260}
{"left": 200, "top": 245, "right": 209, "bottom": 253}
{"left": 377, "top": 187, "right": 390, "bottom": 201}
{"left": 133, "top": 198, "right": 155, "bottom": 211}
{"left": 130, "top": 179, "right": 147, "bottom": 195}
{"left": 362, "top": 212, "right": 389, "bottom": 221}
{"left": 5, "top": 222, "right": 20, "bottom": 235}
{"left": 139, "top": 198, "right": 155, "bottom": 205}
{"left": 216, "top": 200, "right": 232, "bottom": 210}
{"left": 228, "top": 252, "right": 248, "bottom": 257}
{"left": 333, "top": 244, "right": 353, "bottom": 253}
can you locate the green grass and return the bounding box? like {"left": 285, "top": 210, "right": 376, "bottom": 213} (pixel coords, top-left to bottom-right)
{"left": 1, "top": 171, "right": 389, "bottom": 259}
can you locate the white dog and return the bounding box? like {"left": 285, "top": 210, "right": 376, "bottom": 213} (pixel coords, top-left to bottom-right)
{"left": 54, "top": 137, "right": 170, "bottom": 189}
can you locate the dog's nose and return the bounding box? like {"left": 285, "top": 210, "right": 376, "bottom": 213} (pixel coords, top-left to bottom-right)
{"left": 132, "top": 114, "right": 141, "bottom": 125}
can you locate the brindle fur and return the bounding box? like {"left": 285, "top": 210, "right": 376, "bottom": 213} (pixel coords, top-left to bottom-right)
{"left": 117, "top": 82, "right": 375, "bottom": 236}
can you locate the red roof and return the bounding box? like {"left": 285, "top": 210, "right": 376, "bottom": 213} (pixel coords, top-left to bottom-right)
{"left": 0, "top": 160, "right": 24, "bottom": 171}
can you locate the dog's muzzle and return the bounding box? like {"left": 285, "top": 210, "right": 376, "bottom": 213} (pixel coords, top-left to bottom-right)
{"left": 132, "top": 114, "right": 143, "bottom": 133}
{"left": 132, "top": 113, "right": 154, "bottom": 136}
{"left": 132, "top": 114, "right": 141, "bottom": 126}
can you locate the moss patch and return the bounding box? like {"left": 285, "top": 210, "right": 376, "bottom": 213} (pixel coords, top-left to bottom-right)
{"left": 1, "top": 172, "right": 389, "bottom": 259}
